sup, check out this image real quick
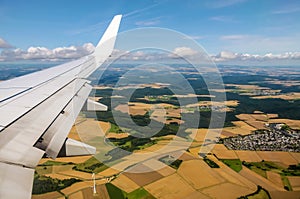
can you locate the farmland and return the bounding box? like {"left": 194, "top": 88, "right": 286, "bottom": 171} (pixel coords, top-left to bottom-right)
{"left": 32, "top": 64, "right": 300, "bottom": 198}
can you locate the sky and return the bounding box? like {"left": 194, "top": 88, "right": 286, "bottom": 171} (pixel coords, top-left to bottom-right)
{"left": 0, "top": 0, "right": 300, "bottom": 65}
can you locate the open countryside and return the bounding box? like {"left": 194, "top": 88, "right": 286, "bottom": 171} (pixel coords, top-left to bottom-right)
{"left": 32, "top": 64, "right": 300, "bottom": 199}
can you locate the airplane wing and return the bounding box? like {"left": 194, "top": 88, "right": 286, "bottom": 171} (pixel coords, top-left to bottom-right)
{"left": 0, "top": 15, "right": 122, "bottom": 199}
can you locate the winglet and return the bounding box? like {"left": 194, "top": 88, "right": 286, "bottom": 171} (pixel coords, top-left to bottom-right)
{"left": 93, "top": 15, "right": 122, "bottom": 65}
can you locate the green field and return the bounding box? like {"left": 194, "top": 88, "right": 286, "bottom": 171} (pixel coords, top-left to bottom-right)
{"left": 221, "top": 159, "right": 242, "bottom": 172}
{"left": 38, "top": 160, "right": 74, "bottom": 166}
{"left": 243, "top": 161, "right": 300, "bottom": 177}
{"left": 242, "top": 161, "right": 300, "bottom": 191}
{"left": 32, "top": 173, "right": 81, "bottom": 195}
{"left": 72, "top": 157, "right": 108, "bottom": 173}
{"left": 281, "top": 176, "right": 293, "bottom": 191}
{"left": 105, "top": 183, "right": 126, "bottom": 199}
{"left": 110, "top": 123, "right": 124, "bottom": 133}
{"left": 126, "top": 188, "right": 155, "bottom": 199}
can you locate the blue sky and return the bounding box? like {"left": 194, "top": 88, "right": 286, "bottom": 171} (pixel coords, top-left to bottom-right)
{"left": 0, "top": 0, "right": 300, "bottom": 64}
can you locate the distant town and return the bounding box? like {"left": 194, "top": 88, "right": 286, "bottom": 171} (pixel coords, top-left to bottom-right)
{"left": 222, "top": 123, "right": 300, "bottom": 152}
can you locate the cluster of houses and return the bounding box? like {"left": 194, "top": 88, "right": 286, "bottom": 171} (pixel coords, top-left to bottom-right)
{"left": 223, "top": 123, "right": 300, "bottom": 152}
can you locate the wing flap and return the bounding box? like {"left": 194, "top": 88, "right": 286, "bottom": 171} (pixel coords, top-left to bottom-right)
{"left": 35, "top": 82, "right": 93, "bottom": 158}
{"left": 0, "top": 79, "right": 88, "bottom": 167}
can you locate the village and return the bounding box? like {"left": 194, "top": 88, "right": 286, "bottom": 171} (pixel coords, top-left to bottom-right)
{"left": 223, "top": 124, "right": 300, "bottom": 152}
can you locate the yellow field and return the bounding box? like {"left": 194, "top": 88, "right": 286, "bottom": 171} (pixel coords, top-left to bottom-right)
{"left": 111, "top": 174, "right": 140, "bottom": 193}
{"left": 287, "top": 176, "right": 300, "bottom": 191}
{"left": 268, "top": 119, "right": 300, "bottom": 129}
{"left": 164, "top": 107, "right": 181, "bottom": 117}
{"left": 234, "top": 112, "right": 300, "bottom": 130}
{"left": 188, "top": 146, "right": 201, "bottom": 157}
{"left": 263, "top": 80, "right": 300, "bottom": 87}
{"left": 95, "top": 184, "right": 110, "bottom": 199}
{"left": 32, "top": 191, "right": 63, "bottom": 199}
{"left": 290, "top": 153, "right": 300, "bottom": 163}
{"left": 61, "top": 181, "right": 94, "bottom": 196}
{"left": 178, "top": 159, "right": 225, "bottom": 189}
{"left": 124, "top": 169, "right": 164, "bottom": 187}
{"left": 44, "top": 173, "right": 72, "bottom": 180}
{"left": 267, "top": 113, "right": 279, "bottom": 119}
{"left": 235, "top": 112, "right": 281, "bottom": 130}
{"left": 201, "top": 183, "right": 253, "bottom": 199}
{"left": 236, "top": 114, "right": 257, "bottom": 121}
{"left": 114, "top": 102, "right": 178, "bottom": 119}
{"left": 189, "top": 128, "right": 208, "bottom": 142}
{"left": 212, "top": 144, "right": 238, "bottom": 159}
{"left": 115, "top": 104, "right": 145, "bottom": 115}
{"left": 225, "top": 84, "right": 269, "bottom": 90}
{"left": 71, "top": 186, "right": 111, "bottom": 199}
{"left": 236, "top": 113, "right": 268, "bottom": 121}
{"left": 68, "top": 191, "right": 84, "bottom": 199}
{"left": 142, "top": 159, "right": 174, "bottom": 174}
{"left": 186, "top": 100, "right": 239, "bottom": 112}
{"left": 245, "top": 120, "right": 267, "bottom": 130}
{"left": 205, "top": 155, "right": 257, "bottom": 190}
{"left": 187, "top": 128, "right": 222, "bottom": 143}
{"left": 144, "top": 173, "right": 209, "bottom": 199}
{"left": 156, "top": 165, "right": 176, "bottom": 177}
{"left": 178, "top": 151, "right": 198, "bottom": 161}
{"left": 98, "top": 121, "right": 111, "bottom": 134}
{"left": 266, "top": 171, "right": 284, "bottom": 189}
{"left": 235, "top": 150, "right": 262, "bottom": 162}
{"left": 71, "top": 118, "right": 108, "bottom": 140}
{"left": 38, "top": 156, "right": 92, "bottom": 165}
{"left": 223, "top": 121, "right": 257, "bottom": 136}
{"left": 58, "top": 170, "right": 96, "bottom": 180}
{"left": 105, "top": 132, "right": 129, "bottom": 139}
{"left": 174, "top": 94, "right": 214, "bottom": 98}
{"left": 98, "top": 167, "right": 120, "bottom": 177}
{"left": 239, "top": 166, "right": 285, "bottom": 192}
{"left": 256, "top": 151, "right": 298, "bottom": 166}
{"left": 68, "top": 126, "right": 82, "bottom": 141}
{"left": 252, "top": 92, "right": 300, "bottom": 100}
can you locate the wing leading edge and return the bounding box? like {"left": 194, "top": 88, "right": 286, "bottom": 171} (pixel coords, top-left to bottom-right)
{"left": 0, "top": 15, "right": 122, "bottom": 199}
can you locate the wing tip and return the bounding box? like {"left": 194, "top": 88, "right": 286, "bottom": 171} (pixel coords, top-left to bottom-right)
{"left": 92, "top": 14, "right": 122, "bottom": 65}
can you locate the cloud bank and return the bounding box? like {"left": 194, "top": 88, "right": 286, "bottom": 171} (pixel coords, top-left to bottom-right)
{"left": 1, "top": 43, "right": 300, "bottom": 65}
{"left": 212, "top": 50, "right": 300, "bottom": 62}
{"left": 0, "top": 43, "right": 94, "bottom": 61}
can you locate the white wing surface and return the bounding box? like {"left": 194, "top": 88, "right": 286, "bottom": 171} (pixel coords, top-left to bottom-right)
{"left": 0, "top": 15, "right": 122, "bottom": 199}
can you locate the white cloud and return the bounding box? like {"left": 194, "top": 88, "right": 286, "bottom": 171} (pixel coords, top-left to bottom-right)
{"left": 110, "top": 49, "right": 167, "bottom": 61}
{"left": 1, "top": 43, "right": 300, "bottom": 65}
{"left": 0, "top": 43, "right": 95, "bottom": 61}
{"left": 212, "top": 50, "right": 300, "bottom": 62}
{"left": 0, "top": 38, "right": 13, "bottom": 48}
{"left": 169, "top": 47, "right": 198, "bottom": 58}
